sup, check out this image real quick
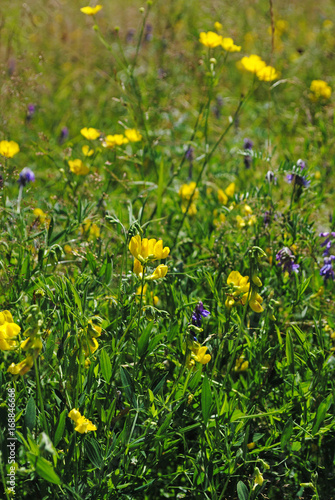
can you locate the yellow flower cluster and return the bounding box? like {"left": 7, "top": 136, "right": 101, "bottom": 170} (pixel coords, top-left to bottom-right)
{"left": 217, "top": 182, "right": 235, "bottom": 206}
{"left": 309, "top": 80, "right": 332, "bottom": 101}
{"left": 234, "top": 355, "right": 249, "bottom": 372}
{"left": 199, "top": 31, "right": 241, "bottom": 52}
{"left": 0, "top": 311, "right": 21, "bottom": 351}
{"left": 225, "top": 270, "right": 264, "bottom": 313}
{"left": 80, "top": 321, "right": 102, "bottom": 367}
{"left": 82, "top": 219, "right": 100, "bottom": 239}
{"left": 179, "top": 182, "right": 199, "bottom": 215}
{"left": 103, "top": 129, "right": 142, "bottom": 148}
{"left": 129, "top": 235, "right": 169, "bottom": 281}
{"left": 239, "top": 55, "right": 279, "bottom": 81}
{"left": 186, "top": 341, "right": 211, "bottom": 369}
{"left": 33, "top": 208, "right": 51, "bottom": 227}
{"left": 236, "top": 204, "right": 256, "bottom": 228}
{"left": 0, "top": 140, "right": 20, "bottom": 158}
{"left": 68, "top": 409, "right": 97, "bottom": 434}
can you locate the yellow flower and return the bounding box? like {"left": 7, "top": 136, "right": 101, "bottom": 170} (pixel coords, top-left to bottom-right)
{"left": 129, "top": 235, "right": 170, "bottom": 264}
{"left": 309, "top": 80, "right": 332, "bottom": 100}
{"left": 179, "top": 182, "right": 199, "bottom": 203}
{"left": 191, "top": 345, "right": 211, "bottom": 365}
{"left": 248, "top": 214, "right": 257, "bottom": 226}
{"left": 83, "top": 219, "right": 100, "bottom": 239}
{"left": 0, "top": 311, "right": 21, "bottom": 351}
{"left": 225, "top": 182, "right": 235, "bottom": 197}
{"left": 103, "top": 134, "right": 129, "bottom": 148}
{"left": 64, "top": 244, "right": 72, "bottom": 254}
{"left": 80, "top": 5, "right": 103, "bottom": 16}
{"left": 125, "top": 129, "right": 142, "bottom": 142}
{"left": 80, "top": 127, "right": 100, "bottom": 140}
{"left": 199, "top": 31, "right": 223, "bottom": 48}
{"left": 0, "top": 140, "right": 20, "bottom": 158}
{"left": 256, "top": 65, "right": 279, "bottom": 82}
{"left": 236, "top": 215, "right": 246, "bottom": 229}
{"left": 146, "top": 264, "right": 168, "bottom": 280}
{"left": 226, "top": 271, "right": 264, "bottom": 313}
{"left": 213, "top": 211, "right": 226, "bottom": 228}
{"left": 33, "top": 208, "right": 51, "bottom": 227}
{"left": 133, "top": 259, "right": 144, "bottom": 278}
{"left": 68, "top": 409, "right": 97, "bottom": 434}
{"left": 214, "top": 22, "right": 222, "bottom": 31}
{"left": 239, "top": 54, "right": 266, "bottom": 74}
{"left": 68, "top": 159, "right": 90, "bottom": 175}
{"left": 221, "top": 37, "right": 241, "bottom": 52}
{"left": 7, "top": 355, "right": 34, "bottom": 376}
{"left": 247, "top": 442, "right": 256, "bottom": 450}
{"left": 234, "top": 355, "right": 249, "bottom": 372}
{"left": 82, "top": 145, "right": 94, "bottom": 156}
{"left": 253, "top": 467, "right": 264, "bottom": 490}
{"left": 218, "top": 188, "right": 228, "bottom": 205}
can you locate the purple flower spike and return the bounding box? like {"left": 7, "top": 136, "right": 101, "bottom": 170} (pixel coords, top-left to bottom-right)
{"left": 192, "top": 302, "right": 210, "bottom": 327}
{"left": 18, "top": 168, "right": 35, "bottom": 187}
{"left": 276, "top": 247, "right": 300, "bottom": 274}
{"left": 320, "top": 256, "right": 335, "bottom": 281}
{"left": 243, "top": 138, "right": 253, "bottom": 150}
{"left": 319, "top": 231, "right": 335, "bottom": 256}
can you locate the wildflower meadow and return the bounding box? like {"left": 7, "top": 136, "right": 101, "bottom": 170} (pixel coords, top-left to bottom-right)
{"left": 1, "top": 1, "right": 335, "bottom": 499}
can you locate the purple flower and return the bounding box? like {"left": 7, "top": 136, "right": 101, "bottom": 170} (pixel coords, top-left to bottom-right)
{"left": 59, "top": 126, "right": 69, "bottom": 144}
{"left": 296, "top": 159, "right": 306, "bottom": 171}
{"left": 26, "top": 104, "right": 36, "bottom": 122}
{"left": 18, "top": 168, "right": 35, "bottom": 187}
{"left": 276, "top": 247, "right": 299, "bottom": 274}
{"left": 189, "top": 302, "right": 210, "bottom": 341}
{"left": 244, "top": 138, "right": 253, "bottom": 150}
{"left": 319, "top": 232, "right": 335, "bottom": 256}
{"left": 320, "top": 256, "right": 335, "bottom": 281}
{"left": 243, "top": 139, "right": 253, "bottom": 169}
{"left": 286, "top": 173, "right": 310, "bottom": 188}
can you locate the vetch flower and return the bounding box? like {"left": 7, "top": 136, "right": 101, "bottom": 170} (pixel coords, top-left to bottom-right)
{"left": 191, "top": 302, "right": 210, "bottom": 328}
{"left": 276, "top": 247, "right": 299, "bottom": 274}
{"left": 80, "top": 5, "right": 103, "bottom": 16}
{"left": 129, "top": 235, "right": 170, "bottom": 264}
{"left": 68, "top": 159, "right": 90, "bottom": 175}
{"left": 226, "top": 271, "right": 264, "bottom": 313}
{"left": 18, "top": 168, "right": 35, "bottom": 187}
{"left": 199, "top": 31, "right": 223, "bottom": 48}
{"left": 68, "top": 409, "right": 97, "bottom": 433}
{"left": 59, "top": 127, "right": 69, "bottom": 144}
{"left": 0, "top": 311, "right": 21, "bottom": 351}
{"left": 319, "top": 231, "right": 335, "bottom": 256}
{"left": 179, "top": 182, "right": 199, "bottom": 215}
{"left": 80, "top": 127, "right": 100, "bottom": 140}
{"left": 0, "top": 140, "right": 20, "bottom": 158}
{"left": 320, "top": 256, "right": 335, "bottom": 281}
{"left": 146, "top": 264, "right": 168, "bottom": 281}
{"left": 191, "top": 344, "right": 211, "bottom": 365}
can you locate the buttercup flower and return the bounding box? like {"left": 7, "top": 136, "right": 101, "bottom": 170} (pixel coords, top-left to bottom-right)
{"left": 310, "top": 80, "right": 331, "bottom": 100}
{"left": 199, "top": 31, "right": 223, "bottom": 48}
{"left": 80, "top": 5, "right": 103, "bottom": 16}
{"left": 103, "top": 134, "right": 129, "bottom": 148}
{"left": 68, "top": 409, "right": 97, "bottom": 433}
{"left": 80, "top": 127, "right": 100, "bottom": 140}
{"left": 0, "top": 140, "right": 20, "bottom": 158}
{"left": 82, "top": 145, "right": 94, "bottom": 156}
{"left": 129, "top": 235, "right": 170, "bottom": 264}
{"left": 68, "top": 159, "right": 90, "bottom": 175}
{"left": 0, "top": 311, "right": 21, "bottom": 351}
{"left": 239, "top": 55, "right": 266, "bottom": 74}
{"left": 125, "top": 129, "right": 142, "bottom": 142}
{"left": 221, "top": 37, "right": 241, "bottom": 52}
{"left": 256, "top": 65, "right": 279, "bottom": 81}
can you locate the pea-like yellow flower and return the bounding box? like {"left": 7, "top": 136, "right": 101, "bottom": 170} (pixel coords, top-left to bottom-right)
{"left": 225, "top": 182, "right": 235, "bottom": 197}
{"left": 146, "top": 264, "right": 168, "bottom": 281}
{"left": 213, "top": 210, "right": 226, "bottom": 228}
{"left": 236, "top": 215, "right": 246, "bottom": 229}
{"left": 218, "top": 188, "right": 228, "bottom": 205}
{"left": 199, "top": 31, "right": 223, "bottom": 48}
{"left": 83, "top": 219, "right": 100, "bottom": 239}
{"left": 226, "top": 271, "right": 264, "bottom": 313}
{"left": 309, "top": 80, "right": 332, "bottom": 100}
{"left": 82, "top": 145, "right": 94, "bottom": 156}
{"left": 179, "top": 182, "right": 199, "bottom": 215}
{"left": 7, "top": 355, "right": 34, "bottom": 376}
{"left": 191, "top": 345, "right": 211, "bottom": 365}
{"left": 80, "top": 5, "right": 103, "bottom": 16}
{"left": 253, "top": 467, "right": 264, "bottom": 490}
{"left": 221, "top": 37, "right": 241, "bottom": 52}
{"left": 133, "top": 259, "right": 144, "bottom": 278}
{"left": 125, "top": 129, "right": 142, "bottom": 142}
{"left": 129, "top": 235, "right": 170, "bottom": 264}
{"left": 239, "top": 54, "right": 266, "bottom": 74}
{"left": 80, "top": 127, "right": 100, "bottom": 140}
{"left": 0, "top": 140, "right": 20, "bottom": 158}
{"left": 68, "top": 159, "right": 90, "bottom": 175}
{"left": 68, "top": 409, "right": 97, "bottom": 433}
{"left": 256, "top": 65, "right": 279, "bottom": 82}
{"left": 0, "top": 311, "right": 21, "bottom": 351}
{"left": 234, "top": 355, "right": 249, "bottom": 372}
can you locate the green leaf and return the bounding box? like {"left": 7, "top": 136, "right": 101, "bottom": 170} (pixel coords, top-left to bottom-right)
{"left": 25, "top": 396, "right": 36, "bottom": 432}
{"left": 286, "top": 331, "right": 294, "bottom": 373}
{"left": 237, "top": 480, "right": 249, "bottom": 500}
{"left": 27, "top": 453, "right": 61, "bottom": 484}
{"left": 156, "top": 412, "right": 173, "bottom": 437}
{"left": 120, "top": 367, "right": 137, "bottom": 408}
{"left": 151, "top": 373, "right": 168, "bottom": 396}
{"left": 54, "top": 409, "right": 67, "bottom": 447}
{"left": 100, "top": 349, "right": 112, "bottom": 383}
{"left": 280, "top": 417, "right": 293, "bottom": 450}
{"left": 138, "top": 322, "right": 153, "bottom": 357}
{"left": 312, "top": 394, "right": 332, "bottom": 436}
{"left": 201, "top": 374, "right": 212, "bottom": 425}
{"left": 85, "top": 437, "right": 103, "bottom": 468}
